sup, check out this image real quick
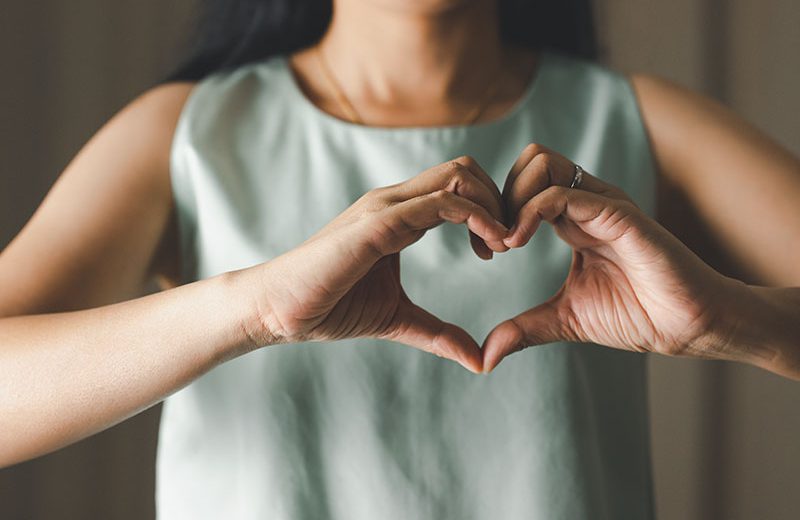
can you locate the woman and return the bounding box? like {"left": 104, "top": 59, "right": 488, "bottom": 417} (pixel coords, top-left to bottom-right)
{"left": 1, "top": 0, "right": 798, "bottom": 518}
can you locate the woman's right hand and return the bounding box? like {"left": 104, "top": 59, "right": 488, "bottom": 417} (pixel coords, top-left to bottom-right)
{"left": 249, "top": 156, "right": 509, "bottom": 373}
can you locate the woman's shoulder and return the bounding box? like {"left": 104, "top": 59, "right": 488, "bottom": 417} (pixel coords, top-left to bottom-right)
{"left": 119, "top": 81, "right": 197, "bottom": 128}
{"left": 101, "top": 82, "right": 197, "bottom": 175}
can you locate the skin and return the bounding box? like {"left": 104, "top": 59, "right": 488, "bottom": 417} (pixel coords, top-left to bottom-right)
{"left": 1, "top": 0, "right": 799, "bottom": 467}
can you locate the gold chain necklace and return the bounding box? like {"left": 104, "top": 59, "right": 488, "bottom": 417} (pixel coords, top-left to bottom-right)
{"left": 314, "top": 45, "right": 508, "bottom": 126}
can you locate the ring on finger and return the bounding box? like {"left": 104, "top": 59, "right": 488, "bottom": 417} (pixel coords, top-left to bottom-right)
{"left": 569, "top": 164, "right": 585, "bottom": 189}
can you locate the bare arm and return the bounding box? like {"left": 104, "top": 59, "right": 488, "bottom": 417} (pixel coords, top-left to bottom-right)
{"left": 629, "top": 73, "right": 800, "bottom": 287}
{"left": 0, "top": 269, "right": 260, "bottom": 467}
{"left": 0, "top": 83, "right": 263, "bottom": 466}
{"left": 630, "top": 74, "right": 800, "bottom": 375}
{"left": 0, "top": 80, "right": 509, "bottom": 465}
{"left": 0, "top": 84, "right": 191, "bottom": 315}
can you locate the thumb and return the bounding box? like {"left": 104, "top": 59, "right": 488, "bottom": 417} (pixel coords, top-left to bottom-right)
{"left": 389, "top": 299, "right": 484, "bottom": 374}
{"left": 481, "top": 301, "right": 570, "bottom": 373}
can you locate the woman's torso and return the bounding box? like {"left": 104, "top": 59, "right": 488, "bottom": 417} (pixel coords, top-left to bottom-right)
{"left": 158, "top": 49, "right": 657, "bottom": 520}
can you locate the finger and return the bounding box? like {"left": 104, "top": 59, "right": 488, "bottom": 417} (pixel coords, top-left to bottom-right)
{"left": 469, "top": 230, "right": 494, "bottom": 260}
{"left": 567, "top": 168, "right": 636, "bottom": 203}
{"left": 504, "top": 185, "right": 640, "bottom": 249}
{"left": 504, "top": 143, "right": 634, "bottom": 198}
{"left": 391, "top": 159, "right": 508, "bottom": 252}
{"left": 503, "top": 144, "right": 635, "bottom": 227}
{"left": 453, "top": 155, "right": 504, "bottom": 214}
{"left": 389, "top": 299, "right": 484, "bottom": 373}
{"left": 453, "top": 156, "right": 509, "bottom": 253}
{"left": 376, "top": 190, "right": 509, "bottom": 254}
{"left": 502, "top": 143, "right": 547, "bottom": 197}
{"left": 506, "top": 151, "right": 584, "bottom": 225}
{"left": 394, "top": 155, "right": 503, "bottom": 220}
{"left": 481, "top": 300, "right": 570, "bottom": 373}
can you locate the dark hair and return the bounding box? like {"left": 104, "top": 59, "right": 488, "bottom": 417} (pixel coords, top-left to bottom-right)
{"left": 167, "top": 0, "right": 597, "bottom": 82}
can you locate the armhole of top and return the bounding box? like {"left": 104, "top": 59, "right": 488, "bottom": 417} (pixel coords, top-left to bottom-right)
{"left": 166, "top": 61, "right": 278, "bottom": 285}
{"left": 168, "top": 79, "right": 208, "bottom": 285}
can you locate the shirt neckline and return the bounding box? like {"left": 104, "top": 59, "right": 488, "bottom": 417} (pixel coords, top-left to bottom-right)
{"left": 278, "top": 50, "right": 549, "bottom": 137}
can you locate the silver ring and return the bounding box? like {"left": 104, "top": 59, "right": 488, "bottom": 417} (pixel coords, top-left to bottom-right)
{"left": 570, "top": 164, "right": 585, "bottom": 189}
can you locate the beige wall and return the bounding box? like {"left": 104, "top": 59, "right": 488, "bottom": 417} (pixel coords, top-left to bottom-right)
{"left": 1, "top": 1, "right": 798, "bottom": 518}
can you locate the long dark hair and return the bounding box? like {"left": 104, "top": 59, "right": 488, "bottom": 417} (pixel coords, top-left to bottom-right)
{"left": 167, "top": 0, "right": 597, "bottom": 82}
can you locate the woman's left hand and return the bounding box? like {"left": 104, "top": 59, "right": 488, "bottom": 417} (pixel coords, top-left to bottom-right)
{"left": 481, "top": 144, "right": 746, "bottom": 372}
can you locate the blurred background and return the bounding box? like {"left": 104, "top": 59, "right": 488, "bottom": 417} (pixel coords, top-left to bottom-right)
{"left": 1, "top": 0, "right": 798, "bottom": 518}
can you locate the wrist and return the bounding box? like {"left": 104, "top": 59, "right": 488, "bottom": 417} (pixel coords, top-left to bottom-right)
{"left": 707, "top": 278, "right": 800, "bottom": 379}
{"left": 220, "top": 264, "right": 286, "bottom": 355}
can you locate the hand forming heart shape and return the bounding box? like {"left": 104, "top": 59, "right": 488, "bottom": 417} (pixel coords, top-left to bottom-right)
{"left": 253, "top": 144, "right": 737, "bottom": 375}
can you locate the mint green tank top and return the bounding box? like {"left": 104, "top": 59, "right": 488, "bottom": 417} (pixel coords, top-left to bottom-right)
{"left": 159, "top": 50, "right": 657, "bottom": 519}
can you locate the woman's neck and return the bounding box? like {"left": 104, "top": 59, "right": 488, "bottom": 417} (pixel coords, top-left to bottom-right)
{"left": 321, "top": 0, "right": 505, "bottom": 104}
{"left": 288, "top": 0, "right": 538, "bottom": 126}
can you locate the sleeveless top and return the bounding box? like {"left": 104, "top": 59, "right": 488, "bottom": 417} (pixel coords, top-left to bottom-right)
{"left": 158, "top": 49, "right": 658, "bottom": 520}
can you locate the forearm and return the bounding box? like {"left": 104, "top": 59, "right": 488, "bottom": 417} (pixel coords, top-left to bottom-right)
{"left": 0, "top": 267, "right": 264, "bottom": 467}
{"left": 716, "top": 280, "right": 800, "bottom": 380}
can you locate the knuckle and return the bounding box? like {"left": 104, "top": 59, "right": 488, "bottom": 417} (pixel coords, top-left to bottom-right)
{"left": 507, "top": 316, "right": 529, "bottom": 347}
{"left": 523, "top": 142, "right": 545, "bottom": 157}
{"left": 556, "top": 304, "right": 583, "bottom": 343}
{"left": 446, "top": 168, "right": 472, "bottom": 193}
{"left": 362, "top": 224, "right": 392, "bottom": 258}
{"left": 548, "top": 185, "right": 569, "bottom": 198}
{"left": 360, "top": 186, "right": 392, "bottom": 211}
{"left": 445, "top": 159, "right": 467, "bottom": 174}
{"left": 429, "top": 188, "right": 451, "bottom": 202}
{"left": 453, "top": 154, "right": 478, "bottom": 169}
{"left": 533, "top": 151, "right": 555, "bottom": 169}
{"left": 365, "top": 185, "right": 388, "bottom": 201}
{"left": 530, "top": 152, "right": 556, "bottom": 181}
